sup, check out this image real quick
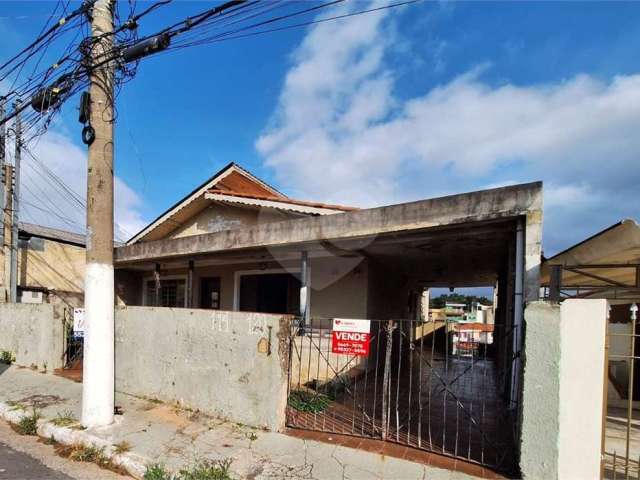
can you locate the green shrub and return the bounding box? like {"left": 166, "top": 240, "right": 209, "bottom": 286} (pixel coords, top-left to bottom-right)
{"left": 288, "top": 389, "right": 331, "bottom": 413}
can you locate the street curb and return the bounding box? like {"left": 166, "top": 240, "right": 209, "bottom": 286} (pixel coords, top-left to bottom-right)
{"left": 0, "top": 401, "right": 149, "bottom": 479}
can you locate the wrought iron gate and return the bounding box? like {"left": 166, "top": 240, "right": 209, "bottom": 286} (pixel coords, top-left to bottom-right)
{"left": 602, "top": 303, "right": 640, "bottom": 480}
{"left": 286, "top": 317, "right": 519, "bottom": 474}
{"left": 63, "top": 313, "right": 83, "bottom": 369}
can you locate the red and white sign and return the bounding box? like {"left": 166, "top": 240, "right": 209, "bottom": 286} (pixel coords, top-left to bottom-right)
{"left": 331, "top": 318, "right": 371, "bottom": 356}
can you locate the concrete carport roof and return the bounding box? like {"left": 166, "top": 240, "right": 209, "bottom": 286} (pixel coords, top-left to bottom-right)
{"left": 115, "top": 182, "right": 543, "bottom": 301}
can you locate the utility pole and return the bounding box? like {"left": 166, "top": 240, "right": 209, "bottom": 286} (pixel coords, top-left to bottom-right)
{"left": 9, "top": 102, "right": 20, "bottom": 304}
{"left": 0, "top": 99, "right": 5, "bottom": 301}
{"left": 81, "top": 0, "right": 115, "bottom": 428}
{"left": 0, "top": 98, "right": 5, "bottom": 247}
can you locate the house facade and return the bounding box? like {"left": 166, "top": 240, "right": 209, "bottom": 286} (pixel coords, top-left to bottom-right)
{"left": 0, "top": 221, "right": 85, "bottom": 310}
{"left": 115, "top": 162, "right": 394, "bottom": 321}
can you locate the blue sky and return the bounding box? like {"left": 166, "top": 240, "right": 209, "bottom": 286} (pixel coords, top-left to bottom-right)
{"left": 2, "top": 1, "right": 640, "bottom": 257}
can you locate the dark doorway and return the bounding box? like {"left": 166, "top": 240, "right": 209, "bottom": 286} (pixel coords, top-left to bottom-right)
{"left": 239, "top": 273, "right": 300, "bottom": 314}
{"left": 200, "top": 277, "right": 221, "bottom": 309}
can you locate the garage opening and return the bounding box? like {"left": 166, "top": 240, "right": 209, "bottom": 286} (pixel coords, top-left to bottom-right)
{"left": 285, "top": 218, "right": 524, "bottom": 476}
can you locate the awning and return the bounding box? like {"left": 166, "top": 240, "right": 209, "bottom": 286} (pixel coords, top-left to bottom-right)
{"left": 541, "top": 219, "right": 640, "bottom": 292}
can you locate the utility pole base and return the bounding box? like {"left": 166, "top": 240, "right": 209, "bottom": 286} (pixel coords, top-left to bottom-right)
{"left": 81, "top": 262, "right": 115, "bottom": 428}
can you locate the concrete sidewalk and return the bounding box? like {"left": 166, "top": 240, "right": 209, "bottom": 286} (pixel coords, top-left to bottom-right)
{"left": 0, "top": 365, "right": 479, "bottom": 479}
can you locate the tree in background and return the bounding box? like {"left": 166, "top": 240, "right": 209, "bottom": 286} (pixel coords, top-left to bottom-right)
{"left": 430, "top": 293, "right": 492, "bottom": 309}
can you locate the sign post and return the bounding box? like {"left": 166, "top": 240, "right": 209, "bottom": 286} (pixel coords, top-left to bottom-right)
{"left": 73, "top": 307, "right": 86, "bottom": 337}
{"left": 331, "top": 318, "right": 371, "bottom": 356}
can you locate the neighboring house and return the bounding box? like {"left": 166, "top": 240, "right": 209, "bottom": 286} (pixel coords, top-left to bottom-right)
{"left": 540, "top": 218, "right": 640, "bottom": 407}
{"left": 0, "top": 222, "right": 85, "bottom": 309}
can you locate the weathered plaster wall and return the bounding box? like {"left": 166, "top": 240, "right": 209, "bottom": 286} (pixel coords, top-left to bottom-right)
{"left": 169, "top": 204, "right": 301, "bottom": 240}
{"left": 520, "top": 302, "right": 560, "bottom": 479}
{"left": 520, "top": 300, "right": 606, "bottom": 479}
{"left": 114, "top": 307, "right": 290, "bottom": 431}
{"left": 557, "top": 299, "right": 607, "bottom": 480}
{"left": 18, "top": 238, "right": 85, "bottom": 294}
{"left": 0, "top": 303, "right": 62, "bottom": 372}
{"left": 116, "top": 182, "right": 544, "bottom": 266}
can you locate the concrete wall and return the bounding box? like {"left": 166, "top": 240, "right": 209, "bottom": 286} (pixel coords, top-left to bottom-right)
{"left": 0, "top": 303, "right": 63, "bottom": 372}
{"left": 114, "top": 307, "right": 290, "bottom": 431}
{"left": 520, "top": 299, "right": 607, "bottom": 479}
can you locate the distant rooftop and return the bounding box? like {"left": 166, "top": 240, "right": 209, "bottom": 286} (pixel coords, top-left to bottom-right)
{"left": 19, "top": 222, "right": 85, "bottom": 247}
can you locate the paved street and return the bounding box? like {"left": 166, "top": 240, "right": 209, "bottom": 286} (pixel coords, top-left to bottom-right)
{"left": 0, "top": 441, "right": 71, "bottom": 480}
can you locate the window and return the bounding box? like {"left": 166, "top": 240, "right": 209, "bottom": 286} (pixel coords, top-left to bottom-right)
{"left": 145, "top": 279, "right": 186, "bottom": 307}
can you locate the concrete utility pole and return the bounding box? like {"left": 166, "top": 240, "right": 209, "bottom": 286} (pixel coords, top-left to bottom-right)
{"left": 0, "top": 99, "right": 5, "bottom": 247}
{"left": 9, "top": 102, "right": 21, "bottom": 304}
{"left": 81, "top": 0, "right": 115, "bottom": 428}
{"left": 0, "top": 99, "right": 5, "bottom": 301}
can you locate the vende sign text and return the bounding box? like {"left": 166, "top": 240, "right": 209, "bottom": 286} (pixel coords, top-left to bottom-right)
{"left": 332, "top": 318, "right": 371, "bottom": 356}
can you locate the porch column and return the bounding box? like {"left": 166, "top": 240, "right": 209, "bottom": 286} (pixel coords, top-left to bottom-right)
{"left": 187, "top": 260, "right": 194, "bottom": 308}
{"left": 154, "top": 263, "right": 161, "bottom": 306}
{"left": 300, "top": 251, "right": 310, "bottom": 331}
{"left": 510, "top": 217, "right": 525, "bottom": 408}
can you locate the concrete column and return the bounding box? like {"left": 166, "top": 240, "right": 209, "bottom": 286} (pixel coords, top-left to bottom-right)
{"left": 187, "top": 260, "right": 194, "bottom": 308}
{"left": 520, "top": 299, "right": 607, "bottom": 479}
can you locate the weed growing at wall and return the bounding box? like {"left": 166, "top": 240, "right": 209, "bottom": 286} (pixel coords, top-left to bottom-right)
{"left": 0, "top": 350, "right": 15, "bottom": 364}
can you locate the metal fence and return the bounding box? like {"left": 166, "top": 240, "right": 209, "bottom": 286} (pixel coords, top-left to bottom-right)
{"left": 286, "top": 316, "right": 520, "bottom": 474}
{"left": 603, "top": 303, "right": 640, "bottom": 480}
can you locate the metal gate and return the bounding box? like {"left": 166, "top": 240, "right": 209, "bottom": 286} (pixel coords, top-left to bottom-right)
{"left": 286, "top": 317, "right": 520, "bottom": 474}
{"left": 602, "top": 303, "right": 640, "bottom": 479}
{"left": 63, "top": 312, "right": 83, "bottom": 369}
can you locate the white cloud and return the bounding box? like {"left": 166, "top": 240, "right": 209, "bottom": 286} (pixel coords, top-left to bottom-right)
{"left": 13, "top": 129, "right": 146, "bottom": 242}
{"left": 257, "top": 2, "right": 640, "bottom": 254}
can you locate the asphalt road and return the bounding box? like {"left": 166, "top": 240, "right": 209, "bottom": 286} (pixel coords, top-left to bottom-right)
{"left": 0, "top": 441, "right": 72, "bottom": 480}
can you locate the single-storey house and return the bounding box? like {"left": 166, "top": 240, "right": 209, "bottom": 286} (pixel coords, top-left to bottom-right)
{"left": 112, "top": 162, "right": 542, "bottom": 473}
{"left": 0, "top": 221, "right": 85, "bottom": 310}
{"left": 115, "top": 162, "right": 542, "bottom": 323}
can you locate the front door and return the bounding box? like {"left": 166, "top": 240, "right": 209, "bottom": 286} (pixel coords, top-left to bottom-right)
{"left": 200, "top": 277, "right": 221, "bottom": 309}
